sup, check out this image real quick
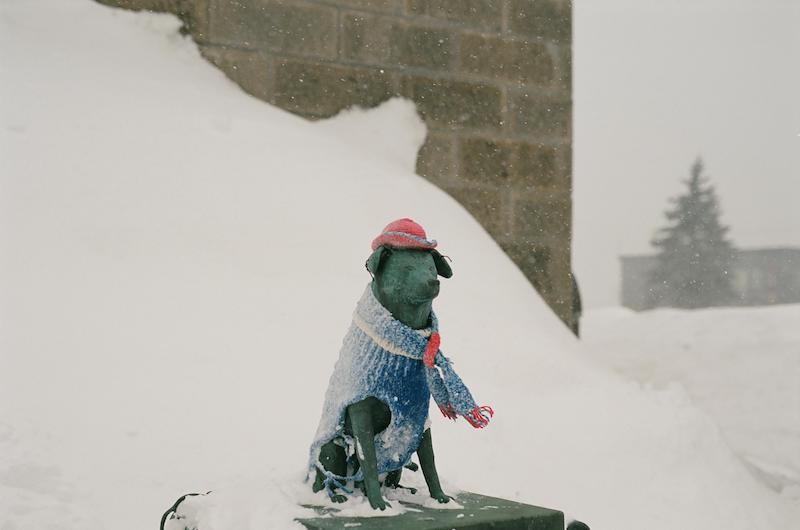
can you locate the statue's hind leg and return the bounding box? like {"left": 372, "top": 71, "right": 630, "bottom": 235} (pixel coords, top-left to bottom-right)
{"left": 312, "top": 440, "right": 348, "bottom": 503}
{"left": 345, "top": 397, "right": 392, "bottom": 510}
{"left": 384, "top": 468, "right": 402, "bottom": 488}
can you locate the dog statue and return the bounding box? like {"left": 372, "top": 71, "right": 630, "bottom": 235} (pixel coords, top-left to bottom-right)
{"left": 308, "top": 218, "right": 493, "bottom": 510}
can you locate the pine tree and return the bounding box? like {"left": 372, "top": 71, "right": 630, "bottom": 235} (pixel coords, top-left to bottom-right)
{"left": 647, "top": 158, "right": 736, "bottom": 309}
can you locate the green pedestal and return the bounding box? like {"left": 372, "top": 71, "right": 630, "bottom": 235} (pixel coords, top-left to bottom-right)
{"left": 297, "top": 492, "right": 564, "bottom": 530}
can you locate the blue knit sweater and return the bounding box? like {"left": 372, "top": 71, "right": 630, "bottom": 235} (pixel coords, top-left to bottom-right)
{"left": 308, "top": 285, "right": 491, "bottom": 492}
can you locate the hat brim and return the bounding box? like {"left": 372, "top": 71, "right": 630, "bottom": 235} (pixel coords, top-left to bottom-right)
{"left": 371, "top": 232, "right": 438, "bottom": 251}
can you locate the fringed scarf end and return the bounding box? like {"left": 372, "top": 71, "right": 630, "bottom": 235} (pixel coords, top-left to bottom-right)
{"left": 438, "top": 404, "right": 457, "bottom": 420}
{"left": 463, "top": 405, "right": 494, "bottom": 429}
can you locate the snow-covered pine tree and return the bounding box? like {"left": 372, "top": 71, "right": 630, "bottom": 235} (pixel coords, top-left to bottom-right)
{"left": 647, "top": 158, "right": 736, "bottom": 309}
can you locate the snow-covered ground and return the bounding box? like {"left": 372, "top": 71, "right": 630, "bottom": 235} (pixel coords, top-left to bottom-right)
{"left": 583, "top": 305, "right": 800, "bottom": 498}
{"left": 1, "top": 1, "right": 797, "bottom": 529}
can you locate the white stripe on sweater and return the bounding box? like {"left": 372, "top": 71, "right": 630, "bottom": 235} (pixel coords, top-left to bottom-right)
{"left": 352, "top": 313, "right": 423, "bottom": 361}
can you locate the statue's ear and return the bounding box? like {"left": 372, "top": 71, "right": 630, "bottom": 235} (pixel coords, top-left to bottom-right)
{"left": 365, "top": 247, "right": 391, "bottom": 277}
{"left": 432, "top": 250, "right": 453, "bottom": 278}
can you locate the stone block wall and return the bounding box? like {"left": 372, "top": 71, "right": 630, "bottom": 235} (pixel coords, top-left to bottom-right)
{"left": 97, "top": 0, "right": 576, "bottom": 330}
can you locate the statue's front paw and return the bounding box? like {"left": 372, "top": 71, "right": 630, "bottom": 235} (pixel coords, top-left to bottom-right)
{"left": 330, "top": 494, "right": 348, "bottom": 504}
{"left": 367, "top": 492, "right": 390, "bottom": 511}
{"left": 430, "top": 491, "right": 452, "bottom": 504}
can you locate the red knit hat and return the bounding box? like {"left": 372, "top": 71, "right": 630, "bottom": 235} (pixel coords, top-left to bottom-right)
{"left": 371, "top": 218, "right": 438, "bottom": 251}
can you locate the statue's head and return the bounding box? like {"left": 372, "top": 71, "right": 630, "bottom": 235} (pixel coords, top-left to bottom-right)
{"left": 366, "top": 219, "right": 452, "bottom": 309}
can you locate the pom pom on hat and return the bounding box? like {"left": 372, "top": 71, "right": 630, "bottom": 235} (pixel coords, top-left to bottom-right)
{"left": 371, "top": 218, "right": 437, "bottom": 251}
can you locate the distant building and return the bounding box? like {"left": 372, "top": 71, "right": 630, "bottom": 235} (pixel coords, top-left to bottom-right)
{"left": 620, "top": 248, "right": 800, "bottom": 310}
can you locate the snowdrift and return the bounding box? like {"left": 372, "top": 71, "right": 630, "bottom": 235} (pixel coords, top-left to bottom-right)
{"left": 584, "top": 305, "right": 800, "bottom": 498}
{"left": 1, "top": 1, "right": 796, "bottom": 528}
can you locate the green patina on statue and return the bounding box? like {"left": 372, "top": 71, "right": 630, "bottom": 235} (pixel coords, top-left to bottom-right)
{"left": 309, "top": 218, "right": 494, "bottom": 511}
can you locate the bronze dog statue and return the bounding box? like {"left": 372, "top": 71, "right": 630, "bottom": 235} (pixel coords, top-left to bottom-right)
{"left": 308, "top": 219, "right": 492, "bottom": 510}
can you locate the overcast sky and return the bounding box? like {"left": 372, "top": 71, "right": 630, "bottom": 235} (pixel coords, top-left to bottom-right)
{"left": 572, "top": 0, "right": 800, "bottom": 307}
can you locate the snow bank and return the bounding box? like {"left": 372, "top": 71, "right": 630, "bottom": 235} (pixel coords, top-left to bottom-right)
{"left": 583, "top": 304, "right": 800, "bottom": 497}
{"left": 1, "top": 1, "right": 797, "bottom": 529}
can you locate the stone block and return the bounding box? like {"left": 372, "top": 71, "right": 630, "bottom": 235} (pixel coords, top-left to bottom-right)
{"left": 508, "top": 91, "right": 571, "bottom": 139}
{"left": 501, "top": 238, "right": 573, "bottom": 327}
{"left": 512, "top": 192, "right": 572, "bottom": 240}
{"left": 554, "top": 42, "right": 573, "bottom": 90}
{"left": 540, "top": 243, "right": 574, "bottom": 324}
{"left": 443, "top": 184, "right": 511, "bottom": 238}
{"left": 459, "top": 137, "right": 513, "bottom": 182}
{"left": 416, "top": 132, "right": 457, "bottom": 186}
{"left": 458, "top": 138, "right": 561, "bottom": 190}
{"left": 334, "top": 0, "right": 401, "bottom": 13}
{"left": 561, "top": 144, "right": 573, "bottom": 186}
{"left": 340, "top": 12, "right": 394, "bottom": 64}
{"left": 507, "top": 0, "right": 572, "bottom": 43}
{"left": 273, "top": 59, "right": 395, "bottom": 118}
{"left": 187, "top": 0, "right": 210, "bottom": 40}
{"left": 209, "top": 0, "right": 337, "bottom": 58}
{"left": 390, "top": 25, "right": 455, "bottom": 69}
{"left": 515, "top": 142, "right": 560, "bottom": 189}
{"left": 460, "top": 33, "right": 553, "bottom": 85}
{"left": 343, "top": 16, "right": 457, "bottom": 69}
{"left": 200, "top": 45, "right": 274, "bottom": 101}
{"left": 406, "top": 0, "right": 503, "bottom": 32}
{"left": 500, "top": 240, "right": 554, "bottom": 295}
{"left": 402, "top": 76, "right": 502, "bottom": 129}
